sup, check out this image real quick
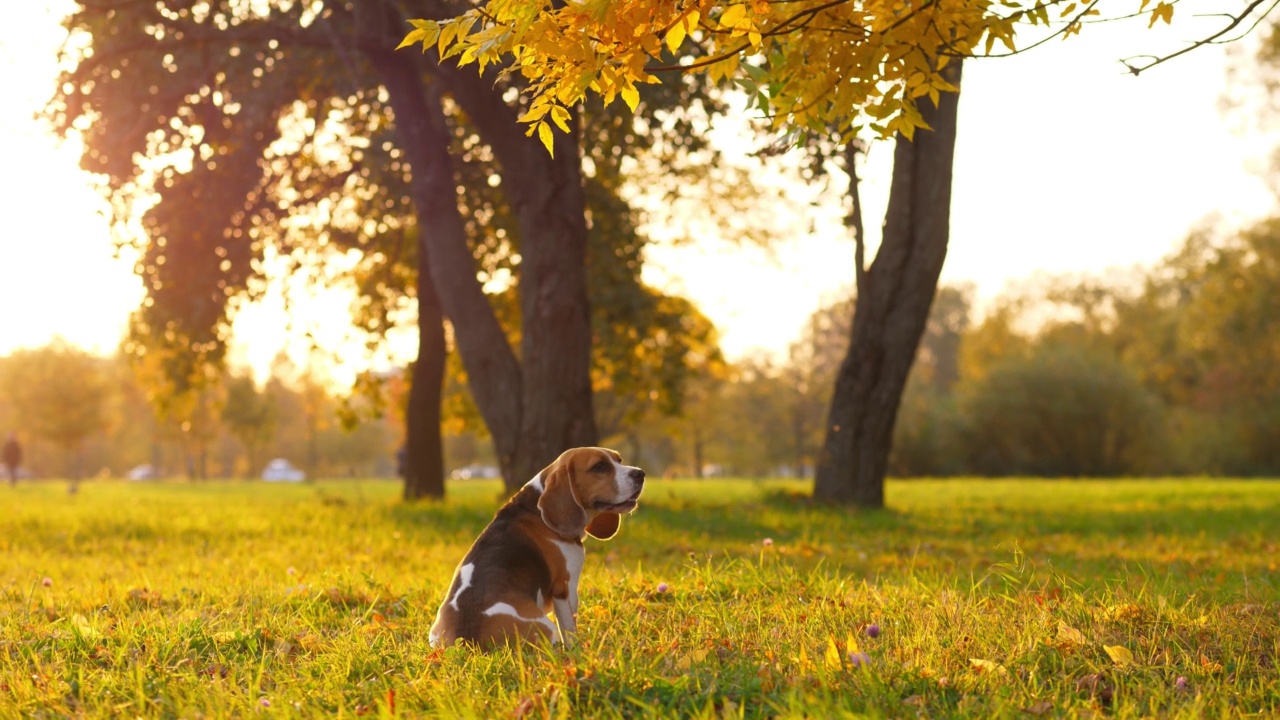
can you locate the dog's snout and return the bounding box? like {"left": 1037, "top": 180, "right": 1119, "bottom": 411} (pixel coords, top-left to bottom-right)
{"left": 629, "top": 468, "right": 646, "bottom": 485}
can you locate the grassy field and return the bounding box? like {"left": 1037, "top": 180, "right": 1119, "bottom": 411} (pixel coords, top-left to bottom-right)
{"left": 1, "top": 478, "right": 1277, "bottom": 718}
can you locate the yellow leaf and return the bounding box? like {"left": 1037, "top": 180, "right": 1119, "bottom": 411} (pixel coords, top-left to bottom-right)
{"left": 825, "top": 636, "right": 842, "bottom": 670}
{"left": 1108, "top": 603, "right": 1143, "bottom": 621}
{"left": 664, "top": 20, "right": 686, "bottom": 53}
{"left": 685, "top": 10, "right": 700, "bottom": 32}
{"left": 437, "top": 21, "right": 458, "bottom": 56}
{"left": 1148, "top": 1, "right": 1173, "bottom": 27}
{"left": 846, "top": 632, "right": 860, "bottom": 656}
{"left": 969, "top": 658, "right": 1008, "bottom": 675}
{"left": 536, "top": 121, "right": 555, "bottom": 157}
{"left": 396, "top": 28, "right": 428, "bottom": 51}
{"left": 1103, "top": 644, "right": 1135, "bottom": 667}
{"left": 212, "top": 631, "right": 239, "bottom": 643}
{"left": 796, "top": 644, "right": 811, "bottom": 671}
{"left": 70, "top": 614, "right": 100, "bottom": 640}
{"left": 719, "top": 3, "right": 747, "bottom": 28}
{"left": 398, "top": 20, "right": 439, "bottom": 52}
{"left": 620, "top": 84, "right": 639, "bottom": 112}
{"left": 517, "top": 103, "right": 551, "bottom": 124}
{"left": 1056, "top": 621, "right": 1086, "bottom": 646}
{"left": 549, "top": 105, "right": 571, "bottom": 133}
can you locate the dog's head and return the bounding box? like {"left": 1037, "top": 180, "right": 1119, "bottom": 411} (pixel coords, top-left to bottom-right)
{"left": 537, "top": 447, "right": 645, "bottom": 540}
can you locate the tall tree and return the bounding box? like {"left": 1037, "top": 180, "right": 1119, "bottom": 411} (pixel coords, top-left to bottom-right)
{"left": 1, "top": 342, "right": 113, "bottom": 480}
{"left": 50, "top": 0, "right": 733, "bottom": 494}
{"left": 813, "top": 66, "right": 962, "bottom": 505}
{"left": 222, "top": 373, "right": 277, "bottom": 479}
{"left": 409, "top": 1, "right": 1273, "bottom": 506}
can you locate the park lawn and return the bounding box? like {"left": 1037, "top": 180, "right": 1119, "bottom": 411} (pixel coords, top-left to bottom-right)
{"left": 0, "top": 478, "right": 1277, "bottom": 718}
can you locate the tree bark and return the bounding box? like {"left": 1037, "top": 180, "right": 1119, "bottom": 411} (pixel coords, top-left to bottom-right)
{"left": 403, "top": 248, "right": 447, "bottom": 500}
{"left": 368, "top": 50, "right": 524, "bottom": 477}
{"left": 371, "top": 50, "right": 598, "bottom": 492}
{"left": 692, "top": 425, "right": 704, "bottom": 479}
{"left": 370, "top": 53, "right": 598, "bottom": 492}
{"left": 813, "top": 61, "right": 964, "bottom": 508}
{"left": 431, "top": 61, "right": 599, "bottom": 488}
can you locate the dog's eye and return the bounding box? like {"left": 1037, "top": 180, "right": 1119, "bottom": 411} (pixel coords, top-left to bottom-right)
{"left": 590, "top": 460, "right": 611, "bottom": 473}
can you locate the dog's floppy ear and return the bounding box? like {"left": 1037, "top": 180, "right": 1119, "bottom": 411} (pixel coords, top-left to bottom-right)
{"left": 538, "top": 458, "right": 588, "bottom": 538}
{"left": 585, "top": 512, "right": 620, "bottom": 540}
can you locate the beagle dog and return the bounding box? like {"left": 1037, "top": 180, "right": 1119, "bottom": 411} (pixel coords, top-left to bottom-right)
{"left": 429, "top": 447, "right": 645, "bottom": 648}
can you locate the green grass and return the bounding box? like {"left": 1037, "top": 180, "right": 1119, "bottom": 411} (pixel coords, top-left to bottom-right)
{"left": 1, "top": 478, "right": 1277, "bottom": 718}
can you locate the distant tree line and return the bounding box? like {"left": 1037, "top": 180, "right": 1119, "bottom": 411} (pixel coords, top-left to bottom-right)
{"left": 0, "top": 346, "right": 406, "bottom": 481}
{"left": 624, "top": 220, "right": 1280, "bottom": 479}
{"left": 5, "top": 214, "right": 1276, "bottom": 482}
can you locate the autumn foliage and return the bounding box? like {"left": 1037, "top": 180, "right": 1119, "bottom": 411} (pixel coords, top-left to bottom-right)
{"left": 403, "top": 0, "right": 1178, "bottom": 150}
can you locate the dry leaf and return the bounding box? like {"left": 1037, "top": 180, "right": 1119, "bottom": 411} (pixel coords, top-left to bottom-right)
{"left": 1057, "top": 620, "right": 1086, "bottom": 645}
{"left": 70, "top": 614, "right": 100, "bottom": 641}
{"left": 1076, "top": 672, "right": 1114, "bottom": 706}
{"left": 1107, "top": 603, "right": 1143, "bottom": 621}
{"left": 1103, "top": 644, "right": 1135, "bottom": 667}
{"left": 969, "top": 658, "right": 1008, "bottom": 675}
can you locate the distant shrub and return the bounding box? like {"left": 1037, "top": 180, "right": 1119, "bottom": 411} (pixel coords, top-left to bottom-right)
{"left": 957, "top": 343, "right": 1166, "bottom": 476}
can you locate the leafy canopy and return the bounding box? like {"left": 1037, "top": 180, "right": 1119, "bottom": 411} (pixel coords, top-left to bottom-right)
{"left": 403, "top": 0, "right": 1178, "bottom": 150}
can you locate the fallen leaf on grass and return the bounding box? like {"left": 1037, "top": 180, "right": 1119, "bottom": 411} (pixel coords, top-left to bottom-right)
{"left": 126, "top": 588, "right": 162, "bottom": 607}
{"left": 70, "top": 614, "right": 101, "bottom": 641}
{"left": 1107, "top": 603, "right": 1143, "bottom": 621}
{"left": 675, "top": 647, "right": 710, "bottom": 670}
{"left": 1056, "top": 621, "right": 1086, "bottom": 646}
{"left": 1103, "top": 644, "right": 1135, "bottom": 667}
{"left": 1076, "top": 673, "right": 1114, "bottom": 706}
{"left": 1199, "top": 654, "right": 1224, "bottom": 673}
{"left": 969, "top": 658, "right": 1008, "bottom": 675}
{"left": 824, "top": 636, "right": 842, "bottom": 670}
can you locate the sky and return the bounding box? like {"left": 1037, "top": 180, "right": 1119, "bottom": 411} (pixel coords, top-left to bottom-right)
{"left": 0, "top": 3, "right": 1276, "bottom": 378}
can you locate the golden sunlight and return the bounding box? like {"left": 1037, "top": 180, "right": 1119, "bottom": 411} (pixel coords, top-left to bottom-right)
{"left": 0, "top": 2, "right": 142, "bottom": 355}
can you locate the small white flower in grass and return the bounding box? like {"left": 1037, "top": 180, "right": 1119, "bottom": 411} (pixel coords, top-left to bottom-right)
{"left": 41, "top": 577, "right": 52, "bottom": 587}
{"left": 762, "top": 538, "right": 773, "bottom": 547}
{"left": 287, "top": 567, "right": 297, "bottom": 576}
{"left": 1176, "top": 676, "right": 1188, "bottom": 691}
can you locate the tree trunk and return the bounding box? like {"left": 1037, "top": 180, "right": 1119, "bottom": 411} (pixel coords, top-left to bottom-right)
{"left": 403, "top": 250, "right": 447, "bottom": 501}
{"left": 371, "top": 50, "right": 598, "bottom": 493}
{"left": 692, "top": 425, "right": 704, "bottom": 479}
{"left": 368, "top": 50, "right": 524, "bottom": 481}
{"left": 813, "top": 61, "right": 964, "bottom": 508}
{"left": 431, "top": 61, "right": 599, "bottom": 489}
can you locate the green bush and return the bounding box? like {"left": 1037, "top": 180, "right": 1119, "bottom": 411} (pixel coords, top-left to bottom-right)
{"left": 957, "top": 343, "right": 1166, "bottom": 476}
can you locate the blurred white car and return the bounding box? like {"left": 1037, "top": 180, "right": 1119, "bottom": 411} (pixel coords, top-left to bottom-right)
{"left": 262, "top": 458, "right": 306, "bottom": 482}
{"left": 450, "top": 464, "right": 500, "bottom": 480}
{"left": 126, "top": 464, "right": 158, "bottom": 481}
